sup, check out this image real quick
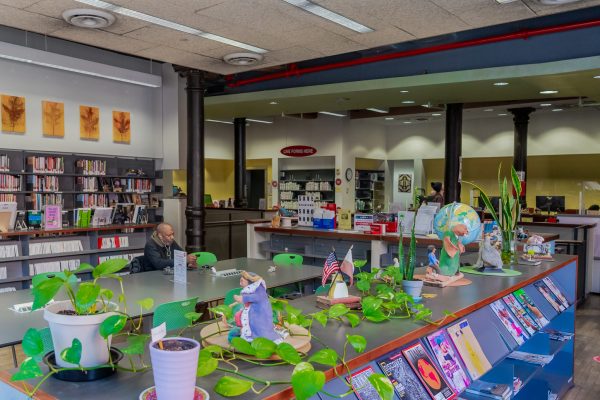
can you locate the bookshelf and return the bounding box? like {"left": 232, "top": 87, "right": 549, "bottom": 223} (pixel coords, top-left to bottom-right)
{"left": 279, "top": 168, "right": 335, "bottom": 210}
{"left": 355, "top": 169, "right": 385, "bottom": 213}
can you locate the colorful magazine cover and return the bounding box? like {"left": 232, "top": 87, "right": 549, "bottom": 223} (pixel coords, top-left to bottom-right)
{"left": 377, "top": 350, "right": 431, "bottom": 400}
{"left": 502, "top": 294, "right": 539, "bottom": 335}
{"left": 489, "top": 299, "right": 529, "bottom": 345}
{"left": 533, "top": 281, "right": 566, "bottom": 312}
{"left": 513, "top": 288, "right": 550, "bottom": 327}
{"left": 446, "top": 319, "right": 492, "bottom": 381}
{"left": 542, "top": 276, "right": 570, "bottom": 309}
{"left": 426, "top": 330, "right": 471, "bottom": 393}
{"left": 402, "top": 342, "right": 456, "bottom": 400}
{"left": 346, "top": 365, "right": 381, "bottom": 400}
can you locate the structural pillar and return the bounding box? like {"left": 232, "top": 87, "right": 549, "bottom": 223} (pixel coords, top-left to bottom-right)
{"left": 234, "top": 117, "right": 247, "bottom": 208}
{"left": 184, "top": 70, "right": 206, "bottom": 252}
{"left": 444, "top": 103, "right": 463, "bottom": 204}
{"left": 509, "top": 107, "right": 535, "bottom": 208}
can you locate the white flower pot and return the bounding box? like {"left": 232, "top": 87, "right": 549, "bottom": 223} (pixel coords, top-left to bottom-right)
{"left": 43, "top": 300, "right": 118, "bottom": 368}
{"left": 149, "top": 337, "right": 200, "bottom": 400}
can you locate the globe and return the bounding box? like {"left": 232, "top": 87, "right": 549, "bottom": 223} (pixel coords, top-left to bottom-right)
{"left": 433, "top": 202, "right": 481, "bottom": 245}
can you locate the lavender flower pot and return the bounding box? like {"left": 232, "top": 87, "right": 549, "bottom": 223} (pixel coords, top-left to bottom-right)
{"left": 402, "top": 279, "right": 424, "bottom": 300}
{"left": 149, "top": 337, "right": 200, "bottom": 400}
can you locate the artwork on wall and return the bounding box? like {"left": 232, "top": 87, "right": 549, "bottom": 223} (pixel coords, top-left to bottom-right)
{"left": 398, "top": 173, "right": 412, "bottom": 193}
{"left": 80, "top": 105, "right": 99, "bottom": 141}
{"left": 1, "top": 94, "right": 26, "bottom": 134}
{"left": 42, "top": 101, "right": 64, "bottom": 138}
{"left": 113, "top": 110, "right": 130, "bottom": 144}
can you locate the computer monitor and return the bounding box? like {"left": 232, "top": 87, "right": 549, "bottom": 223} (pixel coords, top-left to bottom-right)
{"left": 536, "top": 196, "right": 565, "bottom": 213}
{"left": 478, "top": 196, "right": 500, "bottom": 212}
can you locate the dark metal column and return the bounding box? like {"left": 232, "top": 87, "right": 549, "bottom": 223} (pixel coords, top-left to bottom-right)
{"left": 509, "top": 107, "right": 535, "bottom": 208}
{"left": 234, "top": 117, "right": 247, "bottom": 208}
{"left": 444, "top": 103, "right": 463, "bottom": 204}
{"left": 184, "top": 70, "right": 205, "bottom": 252}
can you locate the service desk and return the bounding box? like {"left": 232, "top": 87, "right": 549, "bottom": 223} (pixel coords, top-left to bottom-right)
{"left": 6, "top": 254, "right": 577, "bottom": 400}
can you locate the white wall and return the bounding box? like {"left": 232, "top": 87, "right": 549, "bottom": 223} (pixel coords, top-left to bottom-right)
{"left": 0, "top": 57, "right": 162, "bottom": 158}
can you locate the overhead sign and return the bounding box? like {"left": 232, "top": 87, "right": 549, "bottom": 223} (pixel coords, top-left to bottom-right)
{"left": 281, "top": 145, "right": 317, "bottom": 157}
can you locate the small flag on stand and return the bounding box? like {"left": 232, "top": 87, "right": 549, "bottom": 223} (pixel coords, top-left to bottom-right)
{"left": 322, "top": 251, "right": 339, "bottom": 286}
{"left": 339, "top": 246, "right": 355, "bottom": 286}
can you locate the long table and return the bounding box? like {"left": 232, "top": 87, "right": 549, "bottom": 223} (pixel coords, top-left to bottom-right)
{"left": 0, "top": 258, "right": 322, "bottom": 348}
{"left": 4, "top": 254, "right": 577, "bottom": 400}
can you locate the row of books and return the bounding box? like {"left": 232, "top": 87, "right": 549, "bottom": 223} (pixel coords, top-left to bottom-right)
{"left": 109, "top": 177, "right": 152, "bottom": 193}
{"left": 29, "top": 240, "right": 84, "bottom": 256}
{"left": 0, "top": 267, "right": 7, "bottom": 280}
{"left": 0, "top": 174, "right": 20, "bottom": 191}
{"left": 0, "top": 194, "right": 16, "bottom": 202}
{"left": 26, "top": 193, "right": 63, "bottom": 210}
{"left": 76, "top": 159, "right": 107, "bottom": 175}
{"left": 76, "top": 176, "right": 99, "bottom": 192}
{"left": 0, "top": 244, "right": 19, "bottom": 258}
{"left": 0, "top": 154, "right": 10, "bottom": 171}
{"left": 98, "top": 236, "right": 130, "bottom": 249}
{"left": 98, "top": 252, "right": 142, "bottom": 264}
{"left": 27, "top": 156, "right": 64, "bottom": 173}
{"left": 0, "top": 287, "right": 16, "bottom": 293}
{"left": 342, "top": 275, "right": 572, "bottom": 400}
{"left": 74, "top": 204, "right": 149, "bottom": 228}
{"left": 28, "top": 259, "right": 81, "bottom": 275}
{"left": 27, "top": 175, "right": 60, "bottom": 192}
{"left": 76, "top": 192, "right": 157, "bottom": 208}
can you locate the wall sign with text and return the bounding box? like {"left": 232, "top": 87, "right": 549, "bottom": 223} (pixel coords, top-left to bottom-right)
{"left": 280, "top": 145, "right": 317, "bottom": 157}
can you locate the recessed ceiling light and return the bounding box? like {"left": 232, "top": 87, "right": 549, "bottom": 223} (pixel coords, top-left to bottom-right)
{"left": 493, "top": 82, "right": 509, "bottom": 86}
{"left": 403, "top": 121, "right": 412, "bottom": 124}
{"left": 431, "top": 113, "right": 442, "bottom": 116}
{"left": 223, "top": 52, "right": 263, "bottom": 66}
{"left": 63, "top": 9, "right": 115, "bottom": 28}
{"left": 282, "top": 0, "right": 373, "bottom": 33}
{"left": 206, "top": 119, "right": 233, "bottom": 124}
{"left": 366, "top": 107, "right": 388, "bottom": 113}
{"left": 484, "top": 109, "right": 494, "bottom": 112}
{"left": 496, "top": 0, "right": 518, "bottom": 3}
{"left": 400, "top": 90, "right": 409, "bottom": 93}
{"left": 269, "top": 101, "right": 278, "bottom": 105}
{"left": 498, "top": 113, "right": 508, "bottom": 116}
{"left": 384, "top": 117, "right": 394, "bottom": 121}
{"left": 540, "top": 90, "right": 559, "bottom": 94}
{"left": 552, "top": 108, "right": 563, "bottom": 112}
{"left": 247, "top": 118, "right": 273, "bottom": 124}
{"left": 540, "top": 103, "right": 552, "bottom": 106}
{"left": 74, "top": 0, "right": 267, "bottom": 53}
{"left": 318, "top": 111, "right": 346, "bottom": 117}
{"left": 401, "top": 100, "right": 415, "bottom": 104}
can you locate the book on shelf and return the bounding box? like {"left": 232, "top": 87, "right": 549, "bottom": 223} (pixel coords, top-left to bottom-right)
{"left": 27, "top": 210, "right": 42, "bottom": 229}
{"left": 27, "top": 155, "right": 64, "bottom": 173}
{"left": 346, "top": 365, "right": 383, "bottom": 400}
{"left": 506, "top": 350, "right": 554, "bottom": 366}
{"left": 0, "top": 201, "right": 17, "bottom": 232}
{"left": 377, "top": 349, "right": 438, "bottom": 400}
{"left": 512, "top": 288, "right": 549, "bottom": 328}
{"left": 502, "top": 294, "right": 539, "bottom": 335}
{"left": 489, "top": 299, "right": 530, "bottom": 345}
{"left": 0, "top": 244, "right": 19, "bottom": 258}
{"left": 541, "top": 328, "right": 574, "bottom": 342}
{"left": 15, "top": 210, "right": 27, "bottom": 230}
{"left": 76, "top": 159, "right": 106, "bottom": 175}
{"left": 533, "top": 280, "right": 566, "bottom": 313}
{"left": 426, "top": 329, "right": 472, "bottom": 393}
{"left": 73, "top": 208, "right": 92, "bottom": 228}
{"left": 43, "top": 204, "right": 62, "bottom": 229}
{"left": 112, "top": 203, "right": 135, "bottom": 224}
{"left": 0, "top": 266, "right": 7, "bottom": 280}
{"left": 98, "top": 236, "right": 129, "bottom": 249}
{"left": 0, "top": 173, "right": 20, "bottom": 191}
{"left": 402, "top": 341, "right": 456, "bottom": 400}
{"left": 98, "top": 252, "right": 142, "bottom": 264}
{"left": 542, "top": 276, "right": 570, "bottom": 309}
{"left": 465, "top": 380, "right": 511, "bottom": 400}
{"left": 0, "top": 154, "right": 10, "bottom": 171}
{"left": 133, "top": 204, "right": 148, "bottom": 224}
{"left": 90, "top": 207, "right": 114, "bottom": 226}
{"left": 446, "top": 319, "right": 492, "bottom": 381}
{"left": 27, "top": 175, "right": 60, "bottom": 191}
{"left": 29, "top": 240, "right": 83, "bottom": 255}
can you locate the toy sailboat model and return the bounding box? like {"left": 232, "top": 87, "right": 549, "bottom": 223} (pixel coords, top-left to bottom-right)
{"left": 328, "top": 272, "right": 348, "bottom": 299}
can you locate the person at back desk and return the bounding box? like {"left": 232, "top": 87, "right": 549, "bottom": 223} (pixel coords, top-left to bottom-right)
{"left": 144, "top": 223, "right": 197, "bottom": 270}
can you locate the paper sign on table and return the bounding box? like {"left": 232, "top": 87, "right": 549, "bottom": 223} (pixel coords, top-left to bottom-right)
{"left": 174, "top": 249, "right": 187, "bottom": 284}
{"left": 151, "top": 322, "right": 166, "bottom": 343}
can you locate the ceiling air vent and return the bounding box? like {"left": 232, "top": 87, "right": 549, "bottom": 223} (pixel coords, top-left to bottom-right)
{"left": 62, "top": 9, "right": 116, "bottom": 29}
{"left": 223, "top": 53, "right": 264, "bottom": 66}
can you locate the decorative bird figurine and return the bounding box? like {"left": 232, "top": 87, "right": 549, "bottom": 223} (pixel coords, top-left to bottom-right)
{"left": 480, "top": 234, "right": 504, "bottom": 270}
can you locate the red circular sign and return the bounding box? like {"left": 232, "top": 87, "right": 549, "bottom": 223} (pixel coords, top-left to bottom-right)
{"left": 272, "top": 180, "right": 278, "bottom": 188}
{"left": 335, "top": 178, "right": 342, "bottom": 186}
{"left": 280, "top": 145, "right": 317, "bottom": 157}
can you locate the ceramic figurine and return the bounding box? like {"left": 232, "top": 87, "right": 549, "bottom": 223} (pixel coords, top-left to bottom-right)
{"left": 439, "top": 223, "right": 468, "bottom": 276}
{"left": 426, "top": 245, "right": 441, "bottom": 275}
{"left": 475, "top": 234, "right": 504, "bottom": 271}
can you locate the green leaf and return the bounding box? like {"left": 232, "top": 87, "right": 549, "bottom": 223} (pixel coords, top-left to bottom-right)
{"left": 184, "top": 312, "right": 203, "bottom": 324}
{"left": 443, "top": 309, "right": 456, "bottom": 317}
{"left": 345, "top": 313, "right": 361, "bottom": 328}
{"left": 121, "top": 334, "right": 149, "bottom": 355}
{"left": 414, "top": 309, "right": 433, "bottom": 321}
{"left": 197, "top": 349, "right": 218, "bottom": 377}
{"left": 31, "top": 277, "right": 63, "bottom": 311}
{"left": 376, "top": 284, "right": 393, "bottom": 296}
{"left": 209, "top": 304, "right": 233, "bottom": 319}
{"left": 11, "top": 358, "right": 43, "bottom": 381}
{"left": 285, "top": 304, "right": 302, "bottom": 317}
{"left": 364, "top": 309, "right": 388, "bottom": 322}
{"left": 308, "top": 348, "right": 338, "bottom": 367}
{"left": 361, "top": 296, "right": 383, "bottom": 313}
{"left": 368, "top": 373, "right": 394, "bottom": 400}
{"left": 230, "top": 337, "right": 256, "bottom": 356}
{"left": 327, "top": 303, "right": 349, "bottom": 318}
{"left": 93, "top": 258, "right": 128, "bottom": 278}
{"left": 276, "top": 342, "right": 302, "bottom": 365}
{"left": 99, "top": 315, "right": 127, "bottom": 339}
{"left": 353, "top": 259, "right": 368, "bottom": 269}
{"left": 137, "top": 297, "right": 154, "bottom": 310}
{"left": 292, "top": 363, "right": 325, "bottom": 400}
{"left": 118, "top": 293, "right": 125, "bottom": 304}
{"left": 251, "top": 337, "right": 277, "bottom": 359}
{"left": 60, "top": 338, "right": 82, "bottom": 365}
{"left": 270, "top": 298, "right": 287, "bottom": 313}
{"left": 73, "top": 263, "right": 94, "bottom": 274}
{"left": 99, "top": 288, "right": 114, "bottom": 301}
{"left": 346, "top": 334, "right": 367, "bottom": 353}
{"left": 214, "top": 376, "right": 253, "bottom": 397}
{"left": 312, "top": 311, "right": 328, "bottom": 327}
{"left": 356, "top": 279, "right": 371, "bottom": 292}
{"left": 75, "top": 282, "right": 100, "bottom": 313}
{"left": 22, "top": 328, "right": 44, "bottom": 359}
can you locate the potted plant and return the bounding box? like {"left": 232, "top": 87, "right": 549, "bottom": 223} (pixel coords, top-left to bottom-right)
{"left": 149, "top": 337, "right": 202, "bottom": 400}
{"left": 464, "top": 164, "right": 521, "bottom": 265}
{"left": 400, "top": 216, "right": 423, "bottom": 300}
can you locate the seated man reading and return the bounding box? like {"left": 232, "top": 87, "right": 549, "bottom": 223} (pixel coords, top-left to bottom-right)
{"left": 144, "top": 223, "right": 197, "bottom": 270}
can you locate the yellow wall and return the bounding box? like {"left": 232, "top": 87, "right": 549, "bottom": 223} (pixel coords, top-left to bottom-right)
{"left": 356, "top": 158, "right": 385, "bottom": 170}
{"left": 423, "top": 154, "right": 600, "bottom": 210}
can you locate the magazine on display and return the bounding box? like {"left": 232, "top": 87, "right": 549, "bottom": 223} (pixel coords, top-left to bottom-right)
{"left": 402, "top": 342, "right": 456, "bottom": 400}
{"left": 507, "top": 350, "right": 554, "bottom": 366}
{"left": 489, "top": 299, "right": 529, "bottom": 345}
{"left": 512, "top": 288, "right": 550, "bottom": 328}
{"left": 346, "top": 365, "right": 382, "bottom": 400}
{"left": 376, "top": 350, "right": 431, "bottom": 400}
{"left": 502, "top": 294, "right": 539, "bottom": 335}
{"left": 542, "top": 328, "right": 574, "bottom": 342}
{"left": 542, "top": 276, "right": 570, "bottom": 309}
{"left": 426, "top": 330, "right": 471, "bottom": 393}
{"left": 533, "top": 281, "right": 566, "bottom": 313}
{"left": 446, "top": 319, "right": 492, "bottom": 381}
{"left": 465, "top": 380, "right": 511, "bottom": 400}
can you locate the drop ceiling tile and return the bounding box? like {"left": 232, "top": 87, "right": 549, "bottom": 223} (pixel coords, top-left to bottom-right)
{"left": 163, "top": 0, "right": 228, "bottom": 11}
{"left": 50, "top": 26, "right": 155, "bottom": 54}
{"left": 345, "top": 27, "right": 415, "bottom": 48}
{"left": 522, "top": 0, "right": 600, "bottom": 15}
{"left": 432, "top": 0, "right": 536, "bottom": 26}
{"left": 134, "top": 45, "right": 218, "bottom": 69}
{"left": 0, "top": 4, "right": 65, "bottom": 34}
{"left": 0, "top": 0, "right": 41, "bottom": 8}
{"left": 281, "top": 26, "right": 364, "bottom": 55}
{"left": 124, "top": 25, "right": 224, "bottom": 52}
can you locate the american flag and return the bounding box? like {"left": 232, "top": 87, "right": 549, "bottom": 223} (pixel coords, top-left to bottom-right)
{"left": 322, "top": 251, "right": 339, "bottom": 286}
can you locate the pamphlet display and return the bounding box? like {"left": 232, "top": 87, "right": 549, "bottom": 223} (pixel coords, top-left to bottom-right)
{"left": 533, "top": 281, "right": 566, "bottom": 313}
{"left": 542, "top": 276, "right": 570, "bottom": 309}
{"left": 512, "top": 288, "right": 549, "bottom": 328}
{"left": 376, "top": 349, "right": 430, "bottom": 399}
{"left": 353, "top": 214, "right": 373, "bottom": 232}
{"left": 446, "top": 319, "right": 492, "bottom": 380}
{"left": 502, "top": 294, "right": 539, "bottom": 335}
{"left": 0, "top": 201, "right": 17, "bottom": 232}
{"left": 402, "top": 341, "right": 456, "bottom": 400}
{"left": 346, "top": 365, "right": 381, "bottom": 400}
{"left": 489, "top": 299, "right": 529, "bottom": 344}
{"left": 426, "top": 330, "right": 471, "bottom": 393}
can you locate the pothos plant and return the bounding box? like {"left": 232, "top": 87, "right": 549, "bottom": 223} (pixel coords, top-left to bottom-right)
{"left": 11, "top": 259, "right": 155, "bottom": 397}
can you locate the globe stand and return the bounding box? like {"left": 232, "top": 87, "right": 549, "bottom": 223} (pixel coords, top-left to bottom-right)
{"left": 414, "top": 272, "right": 472, "bottom": 287}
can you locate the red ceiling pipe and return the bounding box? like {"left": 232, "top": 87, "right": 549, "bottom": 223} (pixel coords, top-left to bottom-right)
{"left": 226, "top": 19, "right": 600, "bottom": 88}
